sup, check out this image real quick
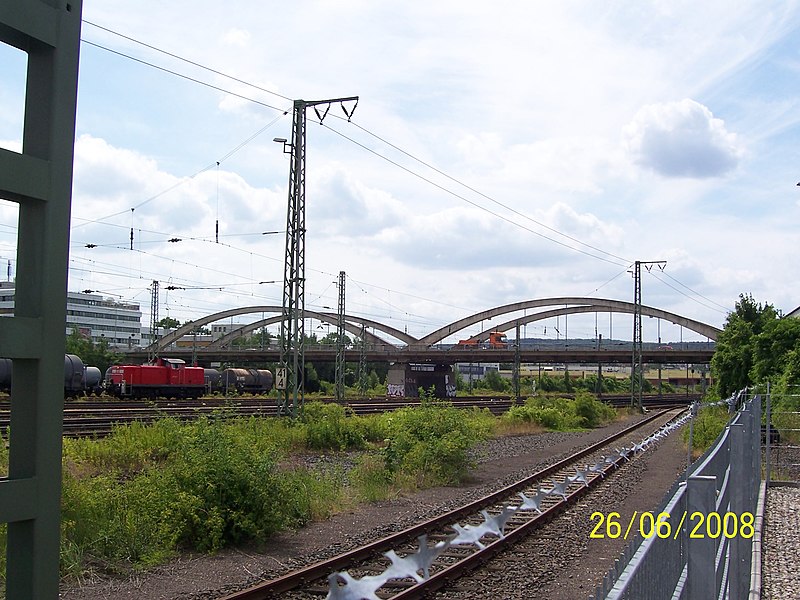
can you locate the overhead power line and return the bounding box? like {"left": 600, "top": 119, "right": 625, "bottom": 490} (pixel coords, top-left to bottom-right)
{"left": 73, "top": 20, "right": 723, "bottom": 322}
{"left": 345, "top": 119, "right": 633, "bottom": 266}
{"left": 83, "top": 19, "right": 293, "bottom": 103}
{"left": 322, "top": 121, "right": 630, "bottom": 268}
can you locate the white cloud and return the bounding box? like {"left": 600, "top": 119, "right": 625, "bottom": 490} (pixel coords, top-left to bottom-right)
{"left": 222, "top": 28, "right": 251, "bottom": 47}
{"left": 623, "top": 99, "right": 744, "bottom": 178}
{"left": 4, "top": 1, "right": 799, "bottom": 339}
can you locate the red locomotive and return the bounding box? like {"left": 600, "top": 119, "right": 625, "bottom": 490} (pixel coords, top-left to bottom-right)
{"left": 106, "top": 357, "right": 205, "bottom": 399}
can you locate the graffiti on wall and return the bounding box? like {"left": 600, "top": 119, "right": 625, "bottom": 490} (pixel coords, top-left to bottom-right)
{"left": 387, "top": 383, "right": 406, "bottom": 397}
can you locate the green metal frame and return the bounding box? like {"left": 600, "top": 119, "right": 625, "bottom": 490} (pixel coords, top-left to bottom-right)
{"left": 0, "top": 1, "right": 82, "bottom": 597}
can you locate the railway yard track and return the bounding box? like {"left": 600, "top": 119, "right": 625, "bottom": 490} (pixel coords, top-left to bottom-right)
{"left": 217, "top": 408, "right": 689, "bottom": 600}
{"left": 0, "top": 393, "right": 697, "bottom": 437}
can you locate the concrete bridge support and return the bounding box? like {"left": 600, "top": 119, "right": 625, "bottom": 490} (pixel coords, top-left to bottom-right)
{"left": 387, "top": 363, "right": 456, "bottom": 399}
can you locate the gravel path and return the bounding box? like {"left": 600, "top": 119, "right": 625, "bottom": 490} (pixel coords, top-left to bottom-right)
{"left": 58, "top": 413, "right": 687, "bottom": 600}
{"left": 762, "top": 485, "right": 800, "bottom": 599}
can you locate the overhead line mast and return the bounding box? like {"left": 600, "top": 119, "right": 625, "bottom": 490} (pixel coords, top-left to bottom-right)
{"left": 335, "top": 271, "right": 346, "bottom": 403}
{"left": 630, "top": 260, "right": 666, "bottom": 412}
{"left": 276, "top": 96, "right": 358, "bottom": 417}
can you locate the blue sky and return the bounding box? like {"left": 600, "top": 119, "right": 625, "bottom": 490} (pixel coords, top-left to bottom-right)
{"left": 2, "top": 0, "right": 800, "bottom": 344}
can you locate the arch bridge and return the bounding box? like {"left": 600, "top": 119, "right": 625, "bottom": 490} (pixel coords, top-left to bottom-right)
{"left": 148, "top": 297, "right": 721, "bottom": 354}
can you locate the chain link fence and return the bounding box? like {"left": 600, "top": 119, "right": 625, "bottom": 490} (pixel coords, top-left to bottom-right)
{"left": 764, "top": 386, "right": 800, "bottom": 484}
{"left": 591, "top": 392, "right": 761, "bottom": 600}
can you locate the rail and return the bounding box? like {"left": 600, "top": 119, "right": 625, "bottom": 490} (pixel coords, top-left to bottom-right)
{"left": 592, "top": 391, "right": 761, "bottom": 600}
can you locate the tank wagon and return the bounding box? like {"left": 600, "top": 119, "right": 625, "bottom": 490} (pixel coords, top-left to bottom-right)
{"left": 1, "top": 354, "right": 98, "bottom": 397}
{"left": 204, "top": 368, "right": 222, "bottom": 393}
{"left": 200, "top": 367, "right": 273, "bottom": 395}
{"left": 218, "top": 368, "right": 274, "bottom": 395}
{"left": 82, "top": 366, "right": 104, "bottom": 396}
{"left": 106, "top": 357, "right": 205, "bottom": 399}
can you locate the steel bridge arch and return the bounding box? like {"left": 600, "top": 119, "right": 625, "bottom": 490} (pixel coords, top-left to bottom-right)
{"left": 207, "top": 312, "right": 393, "bottom": 349}
{"left": 149, "top": 297, "right": 720, "bottom": 354}
{"left": 416, "top": 297, "right": 721, "bottom": 346}
{"left": 149, "top": 305, "right": 418, "bottom": 353}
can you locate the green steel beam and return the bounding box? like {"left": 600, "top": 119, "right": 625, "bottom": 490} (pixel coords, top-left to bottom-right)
{"left": 0, "top": 1, "right": 83, "bottom": 598}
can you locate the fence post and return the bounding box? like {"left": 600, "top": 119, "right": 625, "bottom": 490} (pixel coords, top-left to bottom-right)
{"left": 765, "top": 388, "right": 772, "bottom": 485}
{"left": 729, "top": 423, "right": 750, "bottom": 600}
{"left": 686, "top": 401, "right": 698, "bottom": 482}
{"left": 752, "top": 396, "right": 761, "bottom": 502}
{"left": 687, "top": 475, "right": 716, "bottom": 600}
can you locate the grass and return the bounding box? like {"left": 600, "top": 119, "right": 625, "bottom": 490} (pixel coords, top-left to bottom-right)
{"left": 498, "top": 392, "right": 617, "bottom": 432}
{"left": 0, "top": 394, "right": 619, "bottom": 582}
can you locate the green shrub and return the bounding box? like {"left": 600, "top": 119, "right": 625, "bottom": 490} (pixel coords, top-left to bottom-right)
{"left": 499, "top": 393, "right": 615, "bottom": 431}
{"left": 683, "top": 404, "right": 729, "bottom": 453}
{"left": 380, "top": 402, "right": 489, "bottom": 487}
{"left": 56, "top": 415, "right": 345, "bottom": 578}
{"left": 301, "top": 401, "right": 367, "bottom": 450}
{"left": 533, "top": 406, "right": 568, "bottom": 429}
{"left": 574, "top": 391, "right": 616, "bottom": 428}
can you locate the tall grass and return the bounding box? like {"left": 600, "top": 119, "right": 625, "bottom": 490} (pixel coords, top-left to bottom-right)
{"left": 499, "top": 392, "right": 617, "bottom": 431}
{"left": 0, "top": 395, "right": 612, "bottom": 582}
{"left": 682, "top": 404, "right": 729, "bottom": 457}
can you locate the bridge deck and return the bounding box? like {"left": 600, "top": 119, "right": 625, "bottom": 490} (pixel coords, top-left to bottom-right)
{"left": 122, "top": 347, "right": 713, "bottom": 366}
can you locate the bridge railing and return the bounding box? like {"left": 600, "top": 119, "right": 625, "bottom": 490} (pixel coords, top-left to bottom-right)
{"left": 591, "top": 391, "right": 761, "bottom": 600}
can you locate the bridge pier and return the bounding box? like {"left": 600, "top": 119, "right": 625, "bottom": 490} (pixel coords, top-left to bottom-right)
{"left": 387, "top": 362, "right": 456, "bottom": 399}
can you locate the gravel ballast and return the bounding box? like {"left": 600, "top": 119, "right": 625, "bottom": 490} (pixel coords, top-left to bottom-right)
{"left": 762, "top": 485, "right": 800, "bottom": 600}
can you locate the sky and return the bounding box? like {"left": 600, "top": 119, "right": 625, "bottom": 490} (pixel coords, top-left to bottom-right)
{"left": 2, "top": 0, "right": 800, "bottom": 345}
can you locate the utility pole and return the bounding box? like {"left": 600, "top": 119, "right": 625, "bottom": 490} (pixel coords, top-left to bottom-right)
{"left": 514, "top": 321, "right": 521, "bottom": 403}
{"left": 335, "top": 271, "right": 346, "bottom": 402}
{"left": 357, "top": 324, "right": 368, "bottom": 396}
{"left": 276, "top": 96, "right": 358, "bottom": 417}
{"left": 630, "top": 260, "right": 666, "bottom": 411}
{"left": 149, "top": 280, "right": 159, "bottom": 362}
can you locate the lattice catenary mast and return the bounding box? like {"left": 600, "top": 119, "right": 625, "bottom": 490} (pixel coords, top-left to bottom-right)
{"left": 149, "top": 279, "right": 159, "bottom": 362}
{"left": 335, "top": 270, "right": 346, "bottom": 402}
{"left": 630, "top": 260, "right": 666, "bottom": 411}
{"left": 277, "top": 96, "right": 358, "bottom": 417}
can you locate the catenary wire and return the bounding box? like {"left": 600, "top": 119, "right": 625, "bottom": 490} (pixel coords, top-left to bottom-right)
{"left": 71, "top": 23, "right": 722, "bottom": 326}
{"left": 345, "top": 118, "right": 633, "bottom": 266}
{"left": 321, "top": 121, "right": 630, "bottom": 268}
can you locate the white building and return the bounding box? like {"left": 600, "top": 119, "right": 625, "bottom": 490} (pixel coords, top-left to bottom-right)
{"left": 0, "top": 282, "right": 142, "bottom": 348}
{"left": 455, "top": 362, "right": 500, "bottom": 381}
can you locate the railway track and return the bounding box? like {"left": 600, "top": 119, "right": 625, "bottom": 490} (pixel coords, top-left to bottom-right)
{"left": 217, "top": 408, "right": 688, "bottom": 600}
{"left": 0, "top": 393, "right": 697, "bottom": 437}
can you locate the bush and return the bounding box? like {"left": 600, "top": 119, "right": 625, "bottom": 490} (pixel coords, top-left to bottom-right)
{"left": 301, "top": 401, "right": 367, "bottom": 450}
{"left": 500, "top": 393, "right": 615, "bottom": 431}
{"left": 380, "top": 402, "right": 490, "bottom": 487}
{"left": 574, "top": 391, "right": 616, "bottom": 428}
{"left": 683, "top": 404, "right": 729, "bottom": 453}
{"left": 57, "top": 415, "right": 345, "bottom": 577}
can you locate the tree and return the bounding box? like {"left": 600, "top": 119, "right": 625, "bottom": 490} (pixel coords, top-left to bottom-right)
{"left": 303, "top": 363, "right": 321, "bottom": 393}
{"left": 65, "top": 330, "right": 122, "bottom": 375}
{"left": 563, "top": 368, "right": 573, "bottom": 392}
{"left": 157, "top": 316, "right": 181, "bottom": 330}
{"left": 711, "top": 294, "right": 776, "bottom": 397}
{"left": 711, "top": 294, "right": 784, "bottom": 398}
{"left": 775, "top": 348, "right": 800, "bottom": 397}
{"left": 751, "top": 317, "right": 800, "bottom": 384}
{"left": 483, "top": 370, "right": 508, "bottom": 392}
